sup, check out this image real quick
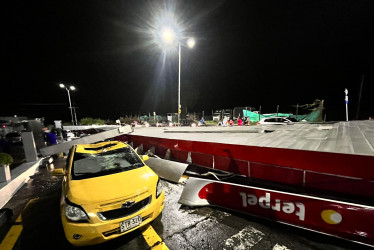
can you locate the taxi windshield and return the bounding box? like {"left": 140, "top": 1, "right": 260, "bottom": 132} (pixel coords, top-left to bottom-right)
{"left": 71, "top": 147, "right": 144, "bottom": 180}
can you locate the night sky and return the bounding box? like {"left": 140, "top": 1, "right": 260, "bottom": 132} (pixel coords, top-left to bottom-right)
{"left": 3, "top": 0, "right": 374, "bottom": 124}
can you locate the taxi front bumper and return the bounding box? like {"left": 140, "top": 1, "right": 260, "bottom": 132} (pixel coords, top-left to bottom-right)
{"left": 61, "top": 192, "right": 164, "bottom": 246}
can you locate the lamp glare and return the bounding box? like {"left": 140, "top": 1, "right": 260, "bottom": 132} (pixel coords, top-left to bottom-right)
{"left": 187, "top": 38, "right": 195, "bottom": 48}
{"left": 162, "top": 28, "right": 175, "bottom": 44}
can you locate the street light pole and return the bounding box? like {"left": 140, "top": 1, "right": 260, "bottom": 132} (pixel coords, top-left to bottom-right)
{"left": 59, "top": 83, "right": 76, "bottom": 125}
{"left": 344, "top": 88, "right": 349, "bottom": 122}
{"left": 66, "top": 88, "right": 74, "bottom": 125}
{"left": 157, "top": 26, "right": 194, "bottom": 126}
{"left": 178, "top": 42, "right": 181, "bottom": 125}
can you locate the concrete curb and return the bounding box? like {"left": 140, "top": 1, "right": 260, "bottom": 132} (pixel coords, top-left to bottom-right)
{"left": 0, "top": 159, "right": 43, "bottom": 209}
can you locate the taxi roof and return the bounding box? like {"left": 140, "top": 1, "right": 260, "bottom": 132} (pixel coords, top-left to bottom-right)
{"left": 75, "top": 140, "right": 128, "bottom": 154}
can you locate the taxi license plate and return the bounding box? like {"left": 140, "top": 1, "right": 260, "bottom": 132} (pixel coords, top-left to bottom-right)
{"left": 120, "top": 215, "right": 142, "bottom": 232}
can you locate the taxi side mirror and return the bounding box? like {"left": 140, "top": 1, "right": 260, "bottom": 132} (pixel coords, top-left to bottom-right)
{"left": 52, "top": 168, "right": 66, "bottom": 176}
{"left": 142, "top": 155, "right": 149, "bottom": 161}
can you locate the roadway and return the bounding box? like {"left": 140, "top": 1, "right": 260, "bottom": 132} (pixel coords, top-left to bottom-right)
{"left": 0, "top": 156, "right": 368, "bottom": 250}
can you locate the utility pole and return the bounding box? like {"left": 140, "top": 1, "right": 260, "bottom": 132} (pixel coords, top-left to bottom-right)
{"left": 355, "top": 75, "right": 364, "bottom": 120}
{"left": 296, "top": 103, "right": 299, "bottom": 116}
{"left": 259, "top": 106, "right": 262, "bottom": 121}
{"left": 72, "top": 107, "right": 78, "bottom": 125}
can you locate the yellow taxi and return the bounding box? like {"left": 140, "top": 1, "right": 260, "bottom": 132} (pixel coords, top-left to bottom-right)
{"left": 53, "top": 140, "right": 164, "bottom": 246}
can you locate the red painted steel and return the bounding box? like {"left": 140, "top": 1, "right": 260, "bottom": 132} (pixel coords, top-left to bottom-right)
{"left": 119, "top": 135, "right": 374, "bottom": 179}
{"left": 191, "top": 152, "right": 213, "bottom": 167}
{"left": 214, "top": 155, "right": 249, "bottom": 176}
{"left": 198, "top": 182, "right": 374, "bottom": 247}
{"left": 250, "top": 162, "right": 304, "bottom": 186}
{"left": 116, "top": 135, "right": 374, "bottom": 197}
{"left": 170, "top": 149, "right": 189, "bottom": 163}
{"left": 304, "top": 172, "right": 374, "bottom": 198}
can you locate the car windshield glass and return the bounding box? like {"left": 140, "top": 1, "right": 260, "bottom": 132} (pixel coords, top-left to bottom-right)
{"left": 71, "top": 147, "right": 144, "bottom": 180}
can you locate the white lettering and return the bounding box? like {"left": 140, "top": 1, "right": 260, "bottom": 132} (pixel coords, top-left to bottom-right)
{"left": 295, "top": 202, "right": 305, "bottom": 221}
{"left": 272, "top": 199, "right": 281, "bottom": 211}
{"left": 240, "top": 192, "right": 247, "bottom": 207}
{"left": 239, "top": 192, "right": 306, "bottom": 221}
{"left": 282, "top": 202, "right": 295, "bottom": 214}
{"left": 259, "top": 193, "right": 271, "bottom": 209}
{"left": 247, "top": 194, "right": 257, "bottom": 205}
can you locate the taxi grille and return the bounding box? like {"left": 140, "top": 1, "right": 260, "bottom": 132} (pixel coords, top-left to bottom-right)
{"left": 98, "top": 196, "right": 151, "bottom": 221}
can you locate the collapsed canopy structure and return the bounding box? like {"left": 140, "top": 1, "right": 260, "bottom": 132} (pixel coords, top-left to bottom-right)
{"left": 242, "top": 99, "right": 324, "bottom": 122}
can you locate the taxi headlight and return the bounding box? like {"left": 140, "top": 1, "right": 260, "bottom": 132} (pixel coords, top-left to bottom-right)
{"left": 156, "top": 179, "right": 163, "bottom": 198}
{"left": 65, "top": 199, "right": 89, "bottom": 222}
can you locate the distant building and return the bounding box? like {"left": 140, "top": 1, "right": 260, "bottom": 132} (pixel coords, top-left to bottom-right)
{"left": 0, "top": 116, "right": 45, "bottom": 150}
{"left": 0, "top": 116, "right": 28, "bottom": 137}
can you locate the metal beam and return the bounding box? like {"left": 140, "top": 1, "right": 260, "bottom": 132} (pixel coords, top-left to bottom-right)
{"left": 39, "top": 126, "right": 132, "bottom": 157}
{"left": 146, "top": 157, "right": 188, "bottom": 183}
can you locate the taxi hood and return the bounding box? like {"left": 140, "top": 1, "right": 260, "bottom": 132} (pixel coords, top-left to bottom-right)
{"left": 67, "top": 166, "right": 157, "bottom": 205}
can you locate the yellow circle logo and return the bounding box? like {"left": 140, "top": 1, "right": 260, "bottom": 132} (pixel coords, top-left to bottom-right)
{"left": 321, "top": 209, "right": 342, "bottom": 224}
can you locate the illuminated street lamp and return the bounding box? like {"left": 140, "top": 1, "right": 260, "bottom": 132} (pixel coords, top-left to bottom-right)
{"left": 59, "top": 83, "right": 77, "bottom": 125}
{"left": 160, "top": 27, "right": 195, "bottom": 125}
{"left": 344, "top": 88, "right": 349, "bottom": 122}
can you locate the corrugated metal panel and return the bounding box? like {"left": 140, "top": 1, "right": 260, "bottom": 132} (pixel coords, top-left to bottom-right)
{"left": 131, "top": 121, "right": 374, "bottom": 156}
